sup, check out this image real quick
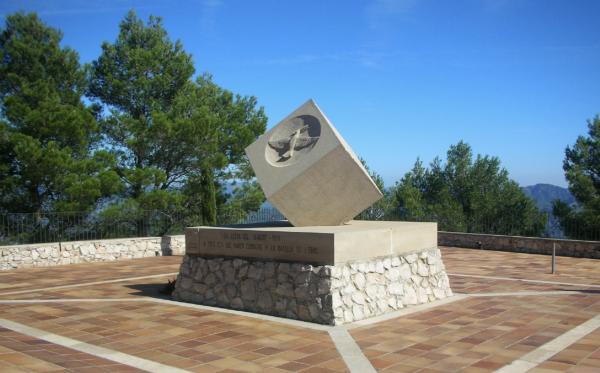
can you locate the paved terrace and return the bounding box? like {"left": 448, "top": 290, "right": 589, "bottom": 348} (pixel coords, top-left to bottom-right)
{"left": 0, "top": 247, "right": 598, "bottom": 373}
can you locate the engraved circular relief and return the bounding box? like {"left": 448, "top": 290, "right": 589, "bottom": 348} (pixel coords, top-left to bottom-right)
{"left": 265, "top": 114, "right": 321, "bottom": 167}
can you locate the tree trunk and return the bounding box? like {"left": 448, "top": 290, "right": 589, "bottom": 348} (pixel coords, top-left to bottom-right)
{"left": 200, "top": 167, "right": 217, "bottom": 226}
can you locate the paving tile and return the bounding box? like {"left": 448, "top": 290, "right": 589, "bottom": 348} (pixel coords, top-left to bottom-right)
{"left": 381, "top": 363, "right": 421, "bottom": 372}
{"left": 525, "top": 327, "right": 600, "bottom": 373}
{"left": 441, "top": 247, "right": 600, "bottom": 292}
{"left": 0, "top": 327, "right": 144, "bottom": 372}
{"left": 0, "top": 256, "right": 182, "bottom": 296}
{"left": 277, "top": 360, "right": 311, "bottom": 371}
{"left": 351, "top": 294, "right": 600, "bottom": 372}
{"left": 0, "top": 300, "right": 344, "bottom": 372}
{"left": 0, "top": 248, "right": 599, "bottom": 372}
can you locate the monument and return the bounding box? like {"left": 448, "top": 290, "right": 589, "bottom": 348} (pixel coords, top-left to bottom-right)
{"left": 173, "top": 100, "right": 452, "bottom": 325}
{"left": 245, "top": 99, "right": 382, "bottom": 226}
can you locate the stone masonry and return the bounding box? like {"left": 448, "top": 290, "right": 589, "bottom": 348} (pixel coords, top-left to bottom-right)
{"left": 173, "top": 247, "right": 452, "bottom": 325}
{"left": 439, "top": 232, "right": 600, "bottom": 259}
{"left": 0, "top": 235, "right": 185, "bottom": 270}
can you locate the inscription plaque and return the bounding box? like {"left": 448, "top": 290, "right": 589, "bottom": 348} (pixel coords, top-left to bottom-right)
{"left": 184, "top": 221, "right": 437, "bottom": 265}
{"left": 186, "top": 227, "right": 334, "bottom": 264}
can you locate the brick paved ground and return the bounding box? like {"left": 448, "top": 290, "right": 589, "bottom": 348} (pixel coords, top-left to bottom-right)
{"left": 0, "top": 275, "right": 176, "bottom": 300}
{"left": 0, "top": 301, "right": 346, "bottom": 373}
{"left": 350, "top": 295, "right": 600, "bottom": 372}
{"left": 0, "top": 327, "right": 144, "bottom": 372}
{"left": 441, "top": 247, "right": 600, "bottom": 286}
{"left": 446, "top": 275, "right": 600, "bottom": 294}
{"left": 530, "top": 328, "right": 600, "bottom": 373}
{"left": 0, "top": 256, "right": 181, "bottom": 294}
{"left": 0, "top": 246, "right": 598, "bottom": 372}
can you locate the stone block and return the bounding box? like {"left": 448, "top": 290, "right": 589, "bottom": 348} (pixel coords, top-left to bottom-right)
{"left": 185, "top": 220, "right": 437, "bottom": 266}
{"left": 185, "top": 220, "right": 437, "bottom": 265}
{"left": 245, "top": 99, "right": 382, "bottom": 226}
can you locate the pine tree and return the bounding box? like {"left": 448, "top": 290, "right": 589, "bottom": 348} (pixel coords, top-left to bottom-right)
{"left": 392, "top": 141, "right": 546, "bottom": 236}
{"left": 88, "top": 11, "right": 266, "bottom": 224}
{"left": 553, "top": 116, "right": 600, "bottom": 240}
{"left": 0, "top": 13, "right": 120, "bottom": 214}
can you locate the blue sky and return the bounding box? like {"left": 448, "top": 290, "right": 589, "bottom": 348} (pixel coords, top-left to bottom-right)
{"left": 2, "top": 0, "right": 599, "bottom": 188}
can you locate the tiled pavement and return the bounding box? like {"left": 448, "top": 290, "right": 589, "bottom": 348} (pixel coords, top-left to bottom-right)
{"left": 446, "top": 275, "right": 598, "bottom": 294}
{"left": 441, "top": 248, "right": 600, "bottom": 287}
{"left": 0, "top": 275, "right": 176, "bottom": 300}
{"left": 0, "top": 301, "right": 346, "bottom": 373}
{"left": 0, "top": 257, "right": 181, "bottom": 294}
{"left": 350, "top": 295, "right": 600, "bottom": 372}
{"left": 0, "top": 327, "right": 144, "bottom": 372}
{"left": 0, "top": 247, "right": 598, "bottom": 372}
{"left": 530, "top": 328, "right": 600, "bottom": 373}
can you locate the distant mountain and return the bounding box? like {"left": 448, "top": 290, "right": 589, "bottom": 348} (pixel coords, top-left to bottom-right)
{"left": 522, "top": 183, "right": 575, "bottom": 212}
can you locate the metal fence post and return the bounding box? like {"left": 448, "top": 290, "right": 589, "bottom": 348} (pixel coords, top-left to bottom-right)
{"left": 551, "top": 242, "right": 556, "bottom": 274}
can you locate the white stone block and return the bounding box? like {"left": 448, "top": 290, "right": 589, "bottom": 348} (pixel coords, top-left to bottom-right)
{"left": 351, "top": 292, "right": 365, "bottom": 305}
{"left": 352, "top": 273, "right": 366, "bottom": 290}
{"left": 245, "top": 99, "right": 382, "bottom": 226}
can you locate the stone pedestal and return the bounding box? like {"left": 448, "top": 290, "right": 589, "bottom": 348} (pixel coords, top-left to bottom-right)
{"left": 173, "top": 221, "right": 453, "bottom": 325}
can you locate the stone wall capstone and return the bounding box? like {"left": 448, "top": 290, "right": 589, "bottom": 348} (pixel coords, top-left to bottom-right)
{"left": 438, "top": 232, "right": 600, "bottom": 259}
{"left": 173, "top": 247, "right": 452, "bottom": 325}
{"left": 0, "top": 235, "right": 185, "bottom": 270}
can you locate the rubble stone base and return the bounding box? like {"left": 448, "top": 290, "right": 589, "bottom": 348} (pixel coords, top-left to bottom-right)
{"left": 173, "top": 247, "right": 453, "bottom": 325}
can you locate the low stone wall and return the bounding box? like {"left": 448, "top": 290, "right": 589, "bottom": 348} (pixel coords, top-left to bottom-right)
{"left": 173, "top": 247, "right": 453, "bottom": 325}
{"left": 160, "top": 235, "right": 185, "bottom": 256}
{"left": 439, "top": 231, "right": 600, "bottom": 259}
{"left": 0, "top": 235, "right": 185, "bottom": 270}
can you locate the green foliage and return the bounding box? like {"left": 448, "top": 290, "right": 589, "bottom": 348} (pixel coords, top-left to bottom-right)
{"left": 358, "top": 158, "right": 394, "bottom": 220}
{"left": 0, "top": 10, "right": 267, "bottom": 245}
{"left": 0, "top": 10, "right": 555, "bottom": 244}
{"left": 87, "top": 11, "right": 194, "bottom": 116}
{"left": 390, "top": 141, "right": 546, "bottom": 236}
{"left": 219, "top": 180, "right": 266, "bottom": 224}
{"left": 87, "top": 11, "right": 195, "bottom": 200}
{"left": 0, "top": 13, "right": 121, "bottom": 214}
{"left": 553, "top": 116, "right": 600, "bottom": 240}
{"left": 199, "top": 167, "right": 217, "bottom": 226}
{"left": 87, "top": 11, "right": 266, "bottom": 224}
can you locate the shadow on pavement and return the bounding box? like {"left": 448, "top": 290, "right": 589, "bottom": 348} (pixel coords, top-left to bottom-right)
{"left": 125, "top": 280, "right": 176, "bottom": 299}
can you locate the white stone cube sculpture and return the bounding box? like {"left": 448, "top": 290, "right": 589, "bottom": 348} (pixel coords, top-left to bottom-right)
{"left": 245, "top": 99, "right": 383, "bottom": 226}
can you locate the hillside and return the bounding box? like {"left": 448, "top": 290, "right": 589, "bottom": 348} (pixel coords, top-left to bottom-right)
{"left": 522, "top": 183, "right": 575, "bottom": 212}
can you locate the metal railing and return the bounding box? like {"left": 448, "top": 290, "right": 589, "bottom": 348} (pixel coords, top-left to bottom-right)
{"left": 356, "top": 208, "right": 600, "bottom": 241}
{"left": 1, "top": 206, "right": 598, "bottom": 245}
{"left": 0, "top": 208, "right": 285, "bottom": 246}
